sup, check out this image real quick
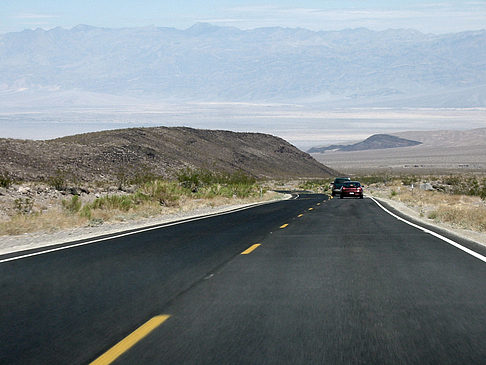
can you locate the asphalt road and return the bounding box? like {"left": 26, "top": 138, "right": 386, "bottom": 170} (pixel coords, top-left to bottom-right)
{"left": 1, "top": 194, "right": 486, "bottom": 364}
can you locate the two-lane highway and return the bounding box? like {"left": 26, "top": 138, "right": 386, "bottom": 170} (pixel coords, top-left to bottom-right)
{"left": 0, "top": 193, "right": 323, "bottom": 364}
{"left": 117, "top": 197, "right": 486, "bottom": 364}
{"left": 2, "top": 194, "right": 486, "bottom": 364}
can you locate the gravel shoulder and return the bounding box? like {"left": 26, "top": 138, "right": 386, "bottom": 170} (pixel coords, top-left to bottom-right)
{"left": 0, "top": 193, "right": 291, "bottom": 256}
{"left": 370, "top": 195, "right": 486, "bottom": 247}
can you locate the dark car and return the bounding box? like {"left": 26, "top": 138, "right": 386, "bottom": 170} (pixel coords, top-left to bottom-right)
{"left": 340, "top": 181, "right": 363, "bottom": 199}
{"left": 331, "top": 177, "right": 351, "bottom": 196}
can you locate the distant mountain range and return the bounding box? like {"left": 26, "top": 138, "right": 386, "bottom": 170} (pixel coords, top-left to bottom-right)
{"left": 0, "top": 127, "right": 336, "bottom": 182}
{"left": 1, "top": 24, "right": 485, "bottom": 107}
{"left": 308, "top": 134, "right": 422, "bottom": 153}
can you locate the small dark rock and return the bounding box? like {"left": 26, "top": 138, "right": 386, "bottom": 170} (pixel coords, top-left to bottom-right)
{"left": 67, "top": 187, "right": 80, "bottom": 195}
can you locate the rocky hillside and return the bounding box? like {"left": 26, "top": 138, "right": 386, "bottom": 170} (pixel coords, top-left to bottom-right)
{"left": 0, "top": 127, "right": 336, "bottom": 182}
{"left": 308, "top": 134, "right": 422, "bottom": 153}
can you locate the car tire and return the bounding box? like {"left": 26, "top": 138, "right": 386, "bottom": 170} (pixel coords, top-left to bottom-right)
{"left": 340, "top": 194, "right": 343, "bottom": 199}
{"left": 359, "top": 195, "right": 363, "bottom": 199}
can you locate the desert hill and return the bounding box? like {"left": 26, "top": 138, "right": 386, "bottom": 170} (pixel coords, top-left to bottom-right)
{"left": 311, "top": 128, "right": 486, "bottom": 174}
{"left": 0, "top": 127, "right": 336, "bottom": 182}
{"left": 308, "top": 134, "right": 421, "bottom": 153}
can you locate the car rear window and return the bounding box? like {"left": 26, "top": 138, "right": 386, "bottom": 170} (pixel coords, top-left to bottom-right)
{"left": 344, "top": 182, "right": 361, "bottom": 187}
{"left": 334, "top": 178, "right": 350, "bottom": 184}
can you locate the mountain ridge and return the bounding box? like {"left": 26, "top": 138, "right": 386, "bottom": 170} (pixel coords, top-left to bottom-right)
{"left": 1, "top": 24, "right": 485, "bottom": 107}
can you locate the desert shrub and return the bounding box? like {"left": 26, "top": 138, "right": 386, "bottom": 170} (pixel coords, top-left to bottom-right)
{"left": 177, "top": 168, "right": 257, "bottom": 193}
{"left": 14, "top": 198, "right": 34, "bottom": 215}
{"left": 62, "top": 195, "right": 82, "bottom": 213}
{"left": 401, "top": 175, "right": 418, "bottom": 186}
{"left": 177, "top": 168, "right": 205, "bottom": 191}
{"left": 139, "top": 180, "right": 184, "bottom": 206}
{"left": 0, "top": 171, "right": 13, "bottom": 188}
{"left": 233, "top": 184, "right": 256, "bottom": 198}
{"left": 116, "top": 169, "right": 128, "bottom": 190}
{"left": 480, "top": 181, "right": 486, "bottom": 200}
{"left": 428, "top": 211, "right": 438, "bottom": 219}
{"left": 80, "top": 205, "right": 92, "bottom": 219}
{"left": 225, "top": 170, "right": 256, "bottom": 185}
{"left": 130, "top": 168, "right": 161, "bottom": 186}
{"left": 442, "top": 175, "right": 461, "bottom": 186}
{"left": 436, "top": 205, "right": 486, "bottom": 232}
{"left": 437, "top": 175, "right": 486, "bottom": 198}
{"left": 214, "top": 183, "right": 253, "bottom": 198}
{"left": 298, "top": 179, "right": 331, "bottom": 191}
{"left": 90, "top": 195, "right": 134, "bottom": 212}
{"left": 48, "top": 169, "right": 66, "bottom": 191}
{"left": 390, "top": 190, "right": 397, "bottom": 197}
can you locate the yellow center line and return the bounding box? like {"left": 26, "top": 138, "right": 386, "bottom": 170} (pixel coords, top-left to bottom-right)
{"left": 316, "top": 203, "right": 321, "bottom": 206}
{"left": 308, "top": 208, "right": 313, "bottom": 211}
{"left": 90, "top": 315, "right": 170, "bottom": 365}
{"left": 297, "top": 214, "right": 303, "bottom": 218}
{"left": 280, "top": 223, "right": 289, "bottom": 228}
{"left": 241, "top": 243, "right": 261, "bottom": 255}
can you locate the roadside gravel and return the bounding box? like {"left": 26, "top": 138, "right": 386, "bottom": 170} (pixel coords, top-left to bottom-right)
{"left": 372, "top": 195, "right": 486, "bottom": 247}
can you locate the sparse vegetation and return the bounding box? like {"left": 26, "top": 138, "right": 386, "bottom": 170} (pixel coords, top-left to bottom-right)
{"left": 0, "top": 171, "right": 13, "bottom": 188}
{"left": 298, "top": 179, "right": 331, "bottom": 192}
{"left": 48, "top": 169, "right": 67, "bottom": 191}
{"left": 355, "top": 175, "right": 390, "bottom": 185}
{"left": 427, "top": 211, "right": 438, "bottom": 220}
{"left": 62, "top": 195, "right": 82, "bottom": 213}
{"left": 367, "top": 173, "right": 486, "bottom": 233}
{"left": 0, "top": 169, "right": 272, "bottom": 236}
{"left": 401, "top": 175, "right": 419, "bottom": 186}
{"left": 14, "top": 198, "right": 34, "bottom": 215}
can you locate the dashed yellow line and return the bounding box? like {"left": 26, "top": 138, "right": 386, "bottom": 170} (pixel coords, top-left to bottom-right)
{"left": 297, "top": 214, "right": 304, "bottom": 218}
{"left": 241, "top": 243, "right": 261, "bottom": 255}
{"left": 280, "top": 223, "right": 289, "bottom": 228}
{"left": 90, "top": 315, "right": 170, "bottom": 365}
{"left": 316, "top": 203, "right": 321, "bottom": 206}
{"left": 308, "top": 208, "right": 313, "bottom": 211}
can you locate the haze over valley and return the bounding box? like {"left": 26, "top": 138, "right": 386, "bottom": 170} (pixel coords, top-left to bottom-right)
{"left": 1, "top": 24, "right": 485, "bottom": 148}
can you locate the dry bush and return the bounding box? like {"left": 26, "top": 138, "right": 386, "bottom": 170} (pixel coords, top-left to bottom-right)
{"left": 0, "top": 175, "right": 279, "bottom": 236}
{"left": 0, "top": 209, "right": 88, "bottom": 236}
{"left": 434, "top": 204, "right": 486, "bottom": 232}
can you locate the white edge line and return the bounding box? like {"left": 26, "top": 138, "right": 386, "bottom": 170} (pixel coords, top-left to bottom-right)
{"left": 370, "top": 197, "right": 486, "bottom": 263}
{"left": 0, "top": 196, "right": 291, "bottom": 264}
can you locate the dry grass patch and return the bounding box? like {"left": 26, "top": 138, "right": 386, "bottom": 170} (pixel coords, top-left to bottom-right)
{"left": 0, "top": 177, "right": 281, "bottom": 236}
{"left": 369, "top": 182, "right": 486, "bottom": 233}
{"left": 432, "top": 205, "right": 486, "bottom": 232}
{"left": 0, "top": 209, "right": 89, "bottom": 236}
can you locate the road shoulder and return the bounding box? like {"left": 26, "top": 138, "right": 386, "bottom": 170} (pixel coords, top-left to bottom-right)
{"left": 371, "top": 196, "right": 486, "bottom": 257}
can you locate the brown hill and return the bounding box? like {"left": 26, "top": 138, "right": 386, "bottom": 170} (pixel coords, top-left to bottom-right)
{"left": 308, "top": 134, "right": 421, "bottom": 153}
{"left": 0, "top": 127, "right": 336, "bottom": 182}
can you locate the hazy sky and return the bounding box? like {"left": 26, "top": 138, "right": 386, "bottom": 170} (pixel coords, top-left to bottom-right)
{"left": 2, "top": 0, "right": 485, "bottom": 34}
